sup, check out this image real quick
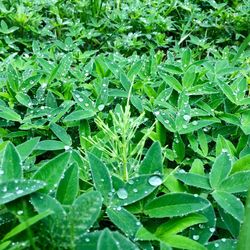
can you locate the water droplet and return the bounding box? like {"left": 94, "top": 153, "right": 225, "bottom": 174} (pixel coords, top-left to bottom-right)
{"left": 148, "top": 176, "right": 162, "bottom": 187}
{"left": 182, "top": 124, "right": 188, "bottom": 129}
{"left": 215, "top": 243, "right": 219, "bottom": 248}
{"left": 209, "top": 227, "right": 215, "bottom": 233}
{"left": 192, "top": 121, "right": 198, "bottom": 126}
{"left": 16, "top": 190, "right": 24, "bottom": 194}
{"left": 183, "top": 115, "right": 191, "bottom": 121}
{"left": 221, "top": 238, "right": 226, "bottom": 242}
{"left": 128, "top": 180, "right": 134, "bottom": 185}
{"left": 85, "top": 238, "right": 90, "bottom": 242}
{"left": 17, "top": 210, "right": 23, "bottom": 215}
{"left": 154, "top": 111, "right": 160, "bottom": 116}
{"left": 78, "top": 98, "right": 83, "bottom": 102}
{"left": 193, "top": 235, "right": 199, "bottom": 240}
{"left": 117, "top": 188, "right": 128, "bottom": 199}
{"left": 64, "top": 146, "right": 71, "bottom": 151}
{"left": 133, "top": 188, "right": 138, "bottom": 193}
{"left": 0, "top": 169, "right": 4, "bottom": 175}
{"left": 98, "top": 104, "right": 105, "bottom": 111}
{"left": 116, "top": 206, "right": 122, "bottom": 211}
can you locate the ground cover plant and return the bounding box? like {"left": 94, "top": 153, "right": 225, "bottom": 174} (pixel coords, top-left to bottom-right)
{"left": 0, "top": 0, "right": 250, "bottom": 249}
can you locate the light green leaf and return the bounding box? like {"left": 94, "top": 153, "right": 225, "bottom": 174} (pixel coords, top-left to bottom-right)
{"left": 212, "top": 191, "right": 244, "bottom": 222}
{"left": 56, "top": 163, "right": 79, "bottom": 205}
{"left": 16, "top": 137, "right": 40, "bottom": 161}
{"left": 0, "top": 142, "right": 22, "bottom": 182}
{"left": 0, "top": 179, "right": 46, "bottom": 205}
{"left": 68, "top": 191, "right": 102, "bottom": 235}
{"left": 231, "top": 155, "right": 250, "bottom": 174}
{"left": 64, "top": 110, "right": 96, "bottom": 122}
{"left": 158, "top": 234, "right": 206, "bottom": 250}
{"left": 174, "top": 172, "right": 212, "bottom": 190}
{"left": 3, "top": 210, "right": 52, "bottom": 241}
{"left": 160, "top": 73, "right": 182, "bottom": 92}
{"left": 36, "top": 140, "right": 66, "bottom": 151}
{"left": 219, "top": 171, "right": 250, "bottom": 193}
{"left": 209, "top": 152, "right": 232, "bottom": 189}
{"left": 50, "top": 123, "right": 72, "bottom": 145}
{"left": 155, "top": 213, "right": 208, "bottom": 236}
{"left": 139, "top": 141, "right": 163, "bottom": 175}
{"left": 32, "top": 152, "right": 71, "bottom": 193}
{"left": 182, "top": 65, "right": 196, "bottom": 89}
{"left": 88, "top": 153, "right": 112, "bottom": 203}
{"left": 144, "top": 193, "right": 210, "bottom": 218}
{"left": 107, "top": 207, "right": 141, "bottom": 237}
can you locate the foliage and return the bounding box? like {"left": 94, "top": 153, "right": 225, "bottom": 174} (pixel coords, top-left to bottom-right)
{"left": 0, "top": 0, "right": 250, "bottom": 249}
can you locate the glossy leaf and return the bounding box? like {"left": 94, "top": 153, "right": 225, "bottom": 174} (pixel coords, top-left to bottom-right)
{"left": 0, "top": 179, "right": 46, "bottom": 205}
{"left": 144, "top": 193, "right": 210, "bottom": 218}
{"left": 32, "top": 152, "right": 71, "bottom": 193}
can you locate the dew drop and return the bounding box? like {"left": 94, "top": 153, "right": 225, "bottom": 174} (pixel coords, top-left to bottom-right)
{"left": 17, "top": 210, "right": 24, "bottom": 215}
{"left": 117, "top": 188, "right": 128, "bottom": 199}
{"left": 192, "top": 235, "right": 199, "bottom": 240}
{"left": 192, "top": 121, "right": 198, "bottom": 125}
{"left": 183, "top": 115, "right": 191, "bottom": 121}
{"left": 209, "top": 227, "right": 215, "bottom": 233}
{"left": 148, "top": 176, "right": 162, "bottom": 187}
{"left": 98, "top": 104, "right": 105, "bottom": 111}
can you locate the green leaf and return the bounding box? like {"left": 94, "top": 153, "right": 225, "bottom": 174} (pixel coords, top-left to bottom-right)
{"left": 207, "top": 239, "right": 237, "bottom": 250}
{"left": 0, "top": 142, "right": 22, "bottom": 182}
{"left": 0, "top": 241, "right": 11, "bottom": 250}
{"left": 237, "top": 189, "right": 250, "bottom": 250}
{"left": 68, "top": 191, "right": 102, "bottom": 235}
{"left": 97, "top": 229, "right": 139, "bottom": 250}
{"left": 174, "top": 172, "right": 212, "bottom": 190}
{"left": 231, "top": 155, "right": 250, "bottom": 174}
{"left": 155, "top": 213, "right": 208, "bottom": 236}
{"left": 173, "top": 134, "right": 185, "bottom": 162}
{"left": 50, "top": 123, "right": 72, "bottom": 145}
{"left": 16, "top": 137, "right": 40, "bottom": 161}
{"left": 0, "top": 179, "right": 46, "bottom": 205}
{"left": 36, "top": 140, "right": 66, "bottom": 151}
{"left": 158, "top": 234, "right": 206, "bottom": 250}
{"left": 56, "top": 163, "right": 79, "bottom": 205}
{"left": 72, "top": 90, "right": 95, "bottom": 111}
{"left": 182, "top": 65, "right": 196, "bottom": 89}
{"left": 32, "top": 152, "right": 71, "bottom": 193}
{"left": 212, "top": 191, "right": 244, "bottom": 222}
{"left": 209, "top": 152, "right": 232, "bottom": 189}
{"left": 15, "top": 92, "right": 32, "bottom": 108}
{"left": 88, "top": 153, "right": 112, "bottom": 203}
{"left": 107, "top": 207, "right": 140, "bottom": 237}
{"left": 3, "top": 210, "right": 52, "bottom": 241}
{"left": 112, "top": 175, "right": 160, "bottom": 206}
{"left": 219, "top": 171, "right": 250, "bottom": 193}
{"left": 139, "top": 141, "right": 163, "bottom": 175}
{"left": 197, "top": 129, "right": 208, "bottom": 156}
{"left": 241, "top": 110, "right": 250, "bottom": 135}
{"left": 48, "top": 53, "right": 73, "bottom": 83}
{"left": 144, "top": 193, "right": 210, "bottom": 218}
{"left": 7, "top": 64, "right": 19, "bottom": 92}
{"left": 64, "top": 110, "right": 96, "bottom": 122}
{"left": 0, "top": 106, "right": 21, "bottom": 122}
{"left": 160, "top": 73, "right": 182, "bottom": 92}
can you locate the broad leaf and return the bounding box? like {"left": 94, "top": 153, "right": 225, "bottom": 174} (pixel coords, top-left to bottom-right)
{"left": 212, "top": 191, "right": 244, "bottom": 222}
{"left": 32, "top": 152, "right": 71, "bottom": 193}
{"left": 139, "top": 141, "right": 163, "bottom": 175}
{"left": 88, "top": 153, "right": 112, "bottom": 203}
{"left": 0, "top": 179, "right": 46, "bottom": 205}
{"left": 144, "top": 193, "right": 210, "bottom": 218}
